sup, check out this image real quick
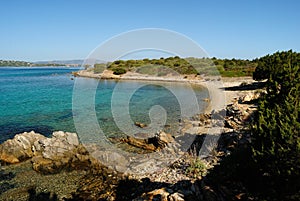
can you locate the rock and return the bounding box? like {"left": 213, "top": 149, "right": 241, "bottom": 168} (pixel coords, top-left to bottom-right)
{"left": 135, "top": 188, "right": 185, "bottom": 201}
{"left": 239, "top": 92, "right": 260, "bottom": 103}
{"left": 32, "top": 144, "right": 92, "bottom": 174}
{"left": 156, "top": 131, "right": 175, "bottom": 148}
{"left": 203, "top": 185, "right": 218, "bottom": 201}
{"left": 123, "top": 136, "right": 157, "bottom": 151}
{"left": 190, "top": 121, "right": 201, "bottom": 127}
{"left": 224, "top": 119, "right": 239, "bottom": 130}
{"left": 135, "top": 122, "right": 147, "bottom": 128}
{"left": 0, "top": 131, "right": 46, "bottom": 164}
{"left": 33, "top": 131, "right": 79, "bottom": 160}
{"left": 169, "top": 192, "right": 185, "bottom": 201}
{"left": 136, "top": 188, "right": 170, "bottom": 201}
{"left": 239, "top": 94, "right": 252, "bottom": 103}
{"left": 0, "top": 130, "right": 94, "bottom": 173}
{"left": 195, "top": 113, "right": 211, "bottom": 122}
{"left": 91, "top": 150, "right": 129, "bottom": 172}
{"left": 31, "top": 132, "right": 91, "bottom": 174}
{"left": 120, "top": 131, "right": 174, "bottom": 151}
{"left": 203, "top": 98, "right": 210, "bottom": 102}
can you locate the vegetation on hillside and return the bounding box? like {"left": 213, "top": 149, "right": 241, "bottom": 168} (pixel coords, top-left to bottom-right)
{"left": 0, "top": 60, "right": 32, "bottom": 67}
{"left": 93, "top": 56, "right": 258, "bottom": 77}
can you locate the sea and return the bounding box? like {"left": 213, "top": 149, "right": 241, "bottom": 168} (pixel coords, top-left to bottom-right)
{"left": 0, "top": 67, "right": 209, "bottom": 143}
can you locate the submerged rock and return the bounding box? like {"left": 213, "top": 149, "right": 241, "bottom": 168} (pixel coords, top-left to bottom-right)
{"left": 135, "top": 122, "right": 147, "bottom": 128}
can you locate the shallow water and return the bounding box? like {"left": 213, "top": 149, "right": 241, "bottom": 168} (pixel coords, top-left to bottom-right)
{"left": 0, "top": 67, "right": 208, "bottom": 143}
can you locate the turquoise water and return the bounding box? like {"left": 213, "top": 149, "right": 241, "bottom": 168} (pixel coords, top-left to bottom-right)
{"left": 0, "top": 67, "right": 208, "bottom": 143}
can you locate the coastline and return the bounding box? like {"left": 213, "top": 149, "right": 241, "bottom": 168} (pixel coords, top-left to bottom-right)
{"left": 76, "top": 69, "right": 258, "bottom": 106}
{"left": 0, "top": 69, "right": 262, "bottom": 200}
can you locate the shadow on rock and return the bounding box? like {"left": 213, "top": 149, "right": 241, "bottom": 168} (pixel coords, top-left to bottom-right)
{"left": 221, "top": 81, "right": 266, "bottom": 91}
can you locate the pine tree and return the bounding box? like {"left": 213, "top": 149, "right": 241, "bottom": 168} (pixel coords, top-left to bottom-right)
{"left": 251, "top": 50, "right": 300, "bottom": 200}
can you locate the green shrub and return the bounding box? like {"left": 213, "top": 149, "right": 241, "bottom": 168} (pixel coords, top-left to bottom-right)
{"left": 251, "top": 50, "right": 300, "bottom": 199}
{"left": 112, "top": 67, "right": 126, "bottom": 75}
{"left": 186, "top": 158, "right": 207, "bottom": 179}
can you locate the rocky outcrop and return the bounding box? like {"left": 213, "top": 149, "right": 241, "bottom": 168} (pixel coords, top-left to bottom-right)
{"left": 31, "top": 131, "right": 92, "bottom": 174}
{"left": 0, "top": 131, "right": 46, "bottom": 164}
{"left": 0, "top": 131, "right": 93, "bottom": 174}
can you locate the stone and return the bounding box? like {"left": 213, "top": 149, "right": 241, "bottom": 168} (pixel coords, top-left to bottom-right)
{"left": 124, "top": 136, "right": 157, "bottom": 151}
{"left": 91, "top": 150, "right": 128, "bottom": 172}
{"left": 33, "top": 131, "right": 79, "bottom": 160}
{"left": 0, "top": 130, "right": 93, "bottom": 173}
{"left": 31, "top": 132, "right": 92, "bottom": 174}
{"left": 136, "top": 188, "right": 170, "bottom": 201}
{"left": 134, "top": 122, "right": 147, "bottom": 128}
{"left": 157, "top": 131, "right": 174, "bottom": 145}
{"left": 239, "top": 94, "right": 252, "bottom": 103}
{"left": 119, "top": 131, "right": 174, "bottom": 151}
{"left": 0, "top": 131, "right": 46, "bottom": 164}
{"left": 32, "top": 144, "right": 92, "bottom": 174}
{"left": 66, "top": 132, "right": 79, "bottom": 146}
{"left": 169, "top": 192, "right": 185, "bottom": 201}
{"left": 224, "top": 119, "right": 239, "bottom": 130}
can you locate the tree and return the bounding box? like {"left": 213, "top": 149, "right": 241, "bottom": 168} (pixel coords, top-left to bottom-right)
{"left": 253, "top": 50, "right": 300, "bottom": 81}
{"left": 251, "top": 50, "right": 300, "bottom": 200}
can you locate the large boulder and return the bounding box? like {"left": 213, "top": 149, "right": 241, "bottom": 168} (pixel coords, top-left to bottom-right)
{"left": 31, "top": 131, "right": 91, "bottom": 174}
{"left": 0, "top": 131, "right": 46, "bottom": 164}
{"left": 0, "top": 130, "right": 94, "bottom": 174}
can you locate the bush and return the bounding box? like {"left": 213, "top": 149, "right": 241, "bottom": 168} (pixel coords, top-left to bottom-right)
{"left": 253, "top": 50, "right": 300, "bottom": 81}
{"left": 251, "top": 50, "right": 300, "bottom": 200}
{"left": 112, "top": 67, "right": 126, "bottom": 75}
{"left": 186, "top": 158, "right": 207, "bottom": 179}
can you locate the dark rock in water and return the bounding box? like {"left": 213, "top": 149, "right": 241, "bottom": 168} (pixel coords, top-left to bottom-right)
{"left": 122, "top": 136, "right": 157, "bottom": 151}
{"left": 0, "top": 182, "right": 15, "bottom": 195}
{"left": 134, "top": 122, "right": 147, "bottom": 128}
{"left": 0, "top": 170, "right": 15, "bottom": 181}
{"left": 120, "top": 131, "right": 174, "bottom": 152}
{"left": 58, "top": 112, "right": 73, "bottom": 120}
{"left": 28, "top": 188, "right": 58, "bottom": 201}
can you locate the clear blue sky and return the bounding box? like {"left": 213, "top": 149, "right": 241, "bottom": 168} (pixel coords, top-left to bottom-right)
{"left": 0, "top": 0, "right": 299, "bottom": 61}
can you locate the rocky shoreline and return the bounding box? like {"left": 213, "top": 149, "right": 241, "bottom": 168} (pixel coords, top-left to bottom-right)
{"left": 0, "top": 76, "right": 263, "bottom": 200}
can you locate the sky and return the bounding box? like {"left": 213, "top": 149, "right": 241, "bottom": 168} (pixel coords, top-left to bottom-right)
{"left": 0, "top": 0, "right": 299, "bottom": 61}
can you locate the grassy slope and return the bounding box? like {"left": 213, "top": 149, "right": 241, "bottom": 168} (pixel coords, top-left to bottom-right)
{"left": 93, "top": 56, "right": 257, "bottom": 77}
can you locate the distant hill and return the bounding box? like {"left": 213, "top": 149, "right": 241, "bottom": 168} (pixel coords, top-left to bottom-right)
{"left": 0, "top": 60, "right": 32, "bottom": 66}
{"left": 0, "top": 59, "right": 107, "bottom": 67}
{"left": 34, "top": 59, "right": 107, "bottom": 67}
{"left": 34, "top": 60, "right": 84, "bottom": 65}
